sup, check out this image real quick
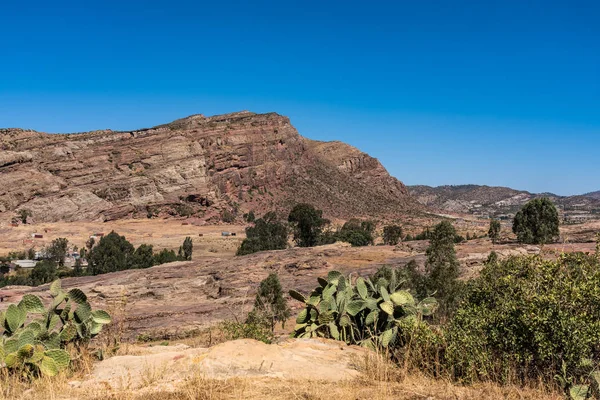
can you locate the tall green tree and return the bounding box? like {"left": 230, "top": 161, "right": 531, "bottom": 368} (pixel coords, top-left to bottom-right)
{"left": 383, "top": 225, "right": 403, "bottom": 245}
{"left": 287, "top": 203, "right": 329, "bottom": 247}
{"left": 178, "top": 237, "right": 193, "bottom": 261}
{"left": 248, "top": 273, "right": 290, "bottom": 331}
{"left": 45, "top": 238, "right": 69, "bottom": 266}
{"left": 30, "top": 260, "right": 58, "bottom": 286}
{"left": 237, "top": 212, "right": 288, "bottom": 255}
{"left": 423, "top": 221, "right": 461, "bottom": 316}
{"left": 512, "top": 198, "right": 560, "bottom": 244}
{"left": 488, "top": 219, "right": 501, "bottom": 244}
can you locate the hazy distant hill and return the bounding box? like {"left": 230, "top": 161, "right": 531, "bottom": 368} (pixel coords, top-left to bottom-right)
{"left": 409, "top": 184, "right": 600, "bottom": 222}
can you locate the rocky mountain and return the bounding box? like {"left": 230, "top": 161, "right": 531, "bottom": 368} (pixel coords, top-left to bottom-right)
{"left": 0, "top": 111, "right": 419, "bottom": 223}
{"left": 409, "top": 184, "right": 600, "bottom": 222}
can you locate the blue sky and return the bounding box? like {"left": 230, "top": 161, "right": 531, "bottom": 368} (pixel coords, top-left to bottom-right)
{"left": 1, "top": 1, "right": 598, "bottom": 195}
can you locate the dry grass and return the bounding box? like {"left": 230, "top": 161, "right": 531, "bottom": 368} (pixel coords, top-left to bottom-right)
{"left": 0, "top": 344, "right": 565, "bottom": 400}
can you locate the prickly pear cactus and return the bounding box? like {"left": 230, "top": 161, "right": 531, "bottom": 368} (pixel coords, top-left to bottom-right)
{"left": 0, "top": 279, "right": 111, "bottom": 376}
{"left": 290, "top": 270, "right": 437, "bottom": 350}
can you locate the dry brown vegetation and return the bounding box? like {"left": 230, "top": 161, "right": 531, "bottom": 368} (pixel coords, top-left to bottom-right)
{"left": 0, "top": 338, "right": 564, "bottom": 400}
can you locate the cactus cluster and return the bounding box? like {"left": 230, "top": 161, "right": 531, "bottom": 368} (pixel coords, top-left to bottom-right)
{"left": 0, "top": 279, "right": 111, "bottom": 376}
{"left": 290, "top": 270, "right": 437, "bottom": 349}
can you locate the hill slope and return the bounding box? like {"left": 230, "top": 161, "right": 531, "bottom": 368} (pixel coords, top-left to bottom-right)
{"left": 0, "top": 111, "right": 419, "bottom": 222}
{"left": 584, "top": 190, "right": 600, "bottom": 200}
{"left": 409, "top": 184, "right": 600, "bottom": 222}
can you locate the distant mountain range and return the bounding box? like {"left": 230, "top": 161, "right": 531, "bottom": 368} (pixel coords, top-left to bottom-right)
{"left": 408, "top": 184, "right": 600, "bottom": 222}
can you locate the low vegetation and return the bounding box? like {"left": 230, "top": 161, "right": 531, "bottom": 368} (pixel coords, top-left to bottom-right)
{"left": 222, "top": 273, "right": 290, "bottom": 344}
{"left": 0, "top": 279, "right": 111, "bottom": 377}
{"left": 0, "top": 196, "right": 591, "bottom": 398}
{"left": 288, "top": 234, "right": 600, "bottom": 400}
{"left": 290, "top": 270, "right": 437, "bottom": 349}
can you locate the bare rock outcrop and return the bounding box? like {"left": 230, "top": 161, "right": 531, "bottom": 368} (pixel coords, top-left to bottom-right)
{"left": 0, "top": 112, "right": 419, "bottom": 222}
{"left": 0, "top": 243, "right": 407, "bottom": 338}
{"left": 84, "top": 339, "right": 365, "bottom": 391}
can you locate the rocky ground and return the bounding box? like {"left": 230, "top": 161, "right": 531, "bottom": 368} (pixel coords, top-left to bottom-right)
{"left": 1, "top": 236, "right": 594, "bottom": 340}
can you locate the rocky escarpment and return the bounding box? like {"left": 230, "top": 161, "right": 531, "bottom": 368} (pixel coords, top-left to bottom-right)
{"left": 0, "top": 111, "right": 419, "bottom": 222}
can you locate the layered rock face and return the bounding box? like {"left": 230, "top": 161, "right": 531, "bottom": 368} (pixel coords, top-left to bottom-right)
{"left": 0, "top": 112, "right": 417, "bottom": 222}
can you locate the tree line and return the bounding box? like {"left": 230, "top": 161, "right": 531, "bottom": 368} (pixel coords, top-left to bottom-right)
{"left": 237, "top": 198, "right": 561, "bottom": 256}
{"left": 0, "top": 232, "right": 194, "bottom": 288}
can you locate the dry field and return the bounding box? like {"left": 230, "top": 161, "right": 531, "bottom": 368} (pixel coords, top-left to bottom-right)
{"left": 0, "top": 219, "right": 245, "bottom": 258}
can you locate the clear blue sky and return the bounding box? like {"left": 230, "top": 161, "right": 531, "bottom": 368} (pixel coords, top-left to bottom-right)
{"left": 1, "top": 1, "right": 598, "bottom": 196}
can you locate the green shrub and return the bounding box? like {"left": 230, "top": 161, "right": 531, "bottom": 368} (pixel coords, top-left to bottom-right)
{"left": 243, "top": 211, "right": 255, "bottom": 223}
{"left": 317, "top": 230, "right": 338, "bottom": 245}
{"left": 0, "top": 279, "right": 111, "bottom": 377}
{"left": 153, "top": 248, "right": 179, "bottom": 264}
{"left": 337, "top": 219, "right": 374, "bottom": 247}
{"left": 414, "top": 228, "right": 431, "bottom": 240}
{"left": 29, "top": 260, "right": 58, "bottom": 286}
{"left": 289, "top": 270, "right": 437, "bottom": 350}
{"left": 17, "top": 209, "right": 31, "bottom": 224}
{"left": 174, "top": 204, "right": 194, "bottom": 218}
{"left": 221, "top": 209, "right": 235, "bottom": 223}
{"left": 220, "top": 316, "right": 273, "bottom": 344}
{"left": 383, "top": 225, "right": 403, "bottom": 245}
{"left": 446, "top": 253, "right": 600, "bottom": 389}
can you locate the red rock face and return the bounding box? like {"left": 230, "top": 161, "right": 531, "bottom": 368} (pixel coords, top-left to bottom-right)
{"left": 0, "top": 111, "right": 419, "bottom": 222}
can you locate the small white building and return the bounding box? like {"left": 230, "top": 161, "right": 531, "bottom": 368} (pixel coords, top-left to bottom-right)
{"left": 13, "top": 260, "right": 36, "bottom": 268}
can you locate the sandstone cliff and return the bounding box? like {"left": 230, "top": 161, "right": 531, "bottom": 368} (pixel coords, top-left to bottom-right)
{"left": 0, "top": 112, "right": 418, "bottom": 222}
